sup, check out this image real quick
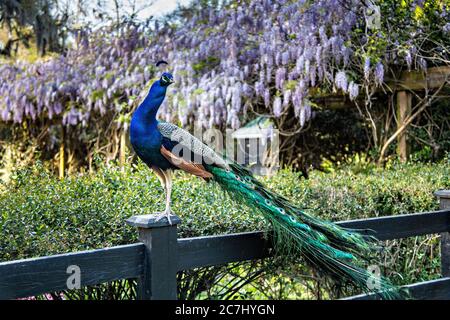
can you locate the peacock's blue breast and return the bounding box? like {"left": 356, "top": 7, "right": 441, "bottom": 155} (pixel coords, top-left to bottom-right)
{"left": 130, "top": 121, "right": 174, "bottom": 170}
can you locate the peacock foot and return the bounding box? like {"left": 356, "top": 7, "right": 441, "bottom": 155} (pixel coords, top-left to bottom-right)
{"left": 153, "top": 210, "right": 174, "bottom": 225}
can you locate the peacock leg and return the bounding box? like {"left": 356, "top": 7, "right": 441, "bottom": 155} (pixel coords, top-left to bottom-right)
{"left": 152, "top": 167, "right": 174, "bottom": 224}
{"left": 162, "top": 169, "right": 174, "bottom": 224}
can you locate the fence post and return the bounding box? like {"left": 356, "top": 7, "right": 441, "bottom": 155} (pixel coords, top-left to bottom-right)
{"left": 126, "top": 214, "right": 181, "bottom": 300}
{"left": 435, "top": 190, "right": 450, "bottom": 278}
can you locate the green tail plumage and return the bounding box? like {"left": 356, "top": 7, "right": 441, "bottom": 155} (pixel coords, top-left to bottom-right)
{"left": 208, "top": 162, "right": 406, "bottom": 299}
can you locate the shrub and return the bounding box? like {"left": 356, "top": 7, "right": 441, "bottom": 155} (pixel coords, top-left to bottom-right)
{"left": 0, "top": 159, "right": 449, "bottom": 299}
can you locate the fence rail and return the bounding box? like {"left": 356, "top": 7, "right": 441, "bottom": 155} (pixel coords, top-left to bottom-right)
{"left": 0, "top": 243, "right": 144, "bottom": 299}
{"left": 1, "top": 190, "right": 450, "bottom": 300}
{"left": 343, "top": 277, "right": 450, "bottom": 300}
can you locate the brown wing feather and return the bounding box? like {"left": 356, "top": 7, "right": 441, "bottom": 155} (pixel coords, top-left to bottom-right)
{"left": 160, "top": 146, "right": 213, "bottom": 179}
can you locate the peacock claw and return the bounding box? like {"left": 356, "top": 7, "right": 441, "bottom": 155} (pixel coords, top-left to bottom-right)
{"left": 154, "top": 210, "right": 174, "bottom": 225}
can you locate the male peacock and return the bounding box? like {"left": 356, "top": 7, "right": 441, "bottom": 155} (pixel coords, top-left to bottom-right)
{"left": 130, "top": 67, "right": 404, "bottom": 299}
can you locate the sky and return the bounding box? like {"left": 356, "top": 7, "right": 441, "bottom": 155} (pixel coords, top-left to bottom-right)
{"left": 60, "top": 0, "right": 193, "bottom": 28}
{"left": 57, "top": 0, "right": 193, "bottom": 44}
{"left": 132, "top": 0, "right": 193, "bottom": 18}
{"left": 100, "top": 0, "right": 193, "bottom": 21}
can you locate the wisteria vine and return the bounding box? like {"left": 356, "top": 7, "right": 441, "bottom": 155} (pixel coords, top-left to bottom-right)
{"left": 0, "top": 0, "right": 448, "bottom": 134}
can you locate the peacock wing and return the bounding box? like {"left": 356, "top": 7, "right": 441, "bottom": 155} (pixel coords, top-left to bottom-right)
{"left": 160, "top": 145, "right": 213, "bottom": 178}
{"left": 157, "top": 121, "right": 228, "bottom": 170}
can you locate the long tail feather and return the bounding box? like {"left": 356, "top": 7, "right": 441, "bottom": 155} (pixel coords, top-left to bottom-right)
{"left": 207, "top": 162, "right": 406, "bottom": 299}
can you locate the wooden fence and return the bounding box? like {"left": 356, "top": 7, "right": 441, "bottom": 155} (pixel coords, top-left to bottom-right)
{"left": 1, "top": 190, "right": 450, "bottom": 300}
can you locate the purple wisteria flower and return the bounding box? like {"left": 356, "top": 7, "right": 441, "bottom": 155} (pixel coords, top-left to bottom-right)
{"left": 0, "top": 0, "right": 445, "bottom": 132}
{"left": 275, "top": 67, "right": 286, "bottom": 89}
{"left": 283, "top": 90, "right": 291, "bottom": 106}
{"left": 418, "top": 57, "right": 427, "bottom": 70}
{"left": 281, "top": 51, "right": 290, "bottom": 65}
{"left": 273, "top": 96, "right": 282, "bottom": 117}
{"left": 264, "top": 89, "right": 271, "bottom": 108}
{"left": 444, "top": 23, "right": 450, "bottom": 33}
{"left": 348, "top": 82, "right": 359, "bottom": 100}
{"left": 364, "top": 57, "right": 371, "bottom": 80}
{"left": 334, "top": 71, "right": 348, "bottom": 92}
{"left": 374, "top": 62, "right": 384, "bottom": 85}
{"left": 405, "top": 50, "right": 413, "bottom": 69}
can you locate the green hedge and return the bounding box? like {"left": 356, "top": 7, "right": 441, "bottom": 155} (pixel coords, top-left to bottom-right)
{"left": 0, "top": 159, "right": 449, "bottom": 298}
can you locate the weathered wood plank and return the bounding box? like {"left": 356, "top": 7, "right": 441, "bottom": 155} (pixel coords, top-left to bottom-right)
{"left": 178, "top": 210, "right": 450, "bottom": 270}
{"left": 435, "top": 191, "right": 450, "bottom": 277}
{"left": 311, "top": 94, "right": 357, "bottom": 110}
{"left": 338, "top": 209, "right": 450, "bottom": 240}
{"left": 2, "top": 210, "right": 450, "bottom": 299}
{"left": 388, "top": 66, "right": 450, "bottom": 91}
{"left": 311, "top": 66, "right": 450, "bottom": 110}
{"left": 177, "top": 231, "right": 272, "bottom": 271}
{"left": 0, "top": 243, "right": 144, "bottom": 299}
{"left": 127, "top": 214, "right": 181, "bottom": 300}
{"left": 343, "top": 277, "right": 450, "bottom": 300}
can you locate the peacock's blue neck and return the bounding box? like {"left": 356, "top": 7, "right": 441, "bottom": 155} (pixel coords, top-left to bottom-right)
{"left": 129, "top": 77, "right": 175, "bottom": 169}
{"left": 133, "top": 80, "right": 167, "bottom": 126}
{"left": 130, "top": 80, "right": 168, "bottom": 152}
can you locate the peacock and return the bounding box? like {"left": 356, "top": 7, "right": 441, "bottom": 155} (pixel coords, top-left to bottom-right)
{"left": 129, "top": 65, "right": 405, "bottom": 299}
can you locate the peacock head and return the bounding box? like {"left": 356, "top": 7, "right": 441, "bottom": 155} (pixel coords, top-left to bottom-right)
{"left": 159, "top": 72, "right": 174, "bottom": 87}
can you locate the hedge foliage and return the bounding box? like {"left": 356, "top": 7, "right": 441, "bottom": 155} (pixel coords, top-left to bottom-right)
{"left": 0, "top": 158, "right": 449, "bottom": 298}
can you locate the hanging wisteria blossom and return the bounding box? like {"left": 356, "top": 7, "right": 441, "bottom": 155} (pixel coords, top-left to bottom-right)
{"left": 0, "top": 0, "right": 448, "bottom": 133}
